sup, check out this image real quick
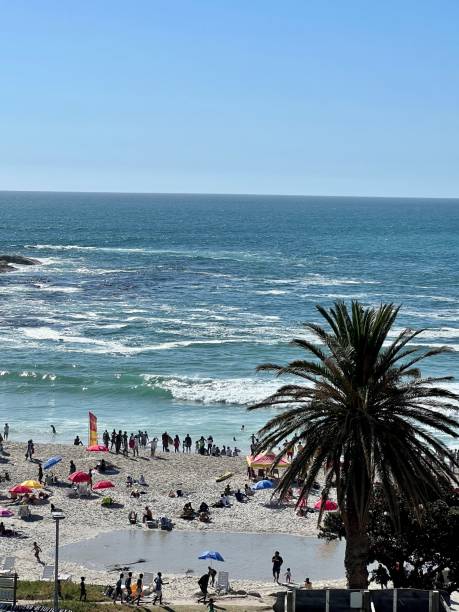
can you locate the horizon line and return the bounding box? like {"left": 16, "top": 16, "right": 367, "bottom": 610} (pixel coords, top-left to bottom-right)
{"left": 1, "top": 188, "right": 459, "bottom": 201}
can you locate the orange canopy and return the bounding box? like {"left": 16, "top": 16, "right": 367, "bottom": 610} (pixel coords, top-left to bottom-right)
{"left": 246, "top": 453, "right": 289, "bottom": 469}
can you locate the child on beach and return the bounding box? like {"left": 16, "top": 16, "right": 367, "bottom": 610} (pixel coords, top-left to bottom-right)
{"left": 285, "top": 568, "right": 292, "bottom": 583}
{"left": 32, "top": 542, "right": 42, "bottom": 563}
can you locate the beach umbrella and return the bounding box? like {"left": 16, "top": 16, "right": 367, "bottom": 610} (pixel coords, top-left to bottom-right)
{"left": 0, "top": 508, "right": 14, "bottom": 517}
{"left": 43, "top": 455, "right": 62, "bottom": 470}
{"left": 86, "top": 444, "right": 109, "bottom": 452}
{"left": 9, "top": 484, "right": 32, "bottom": 494}
{"left": 68, "top": 471, "right": 90, "bottom": 483}
{"left": 21, "top": 480, "right": 43, "bottom": 489}
{"left": 92, "top": 480, "right": 115, "bottom": 490}
{"left": 314, "top": 499, "right": 338, "bottom": 511}
{"left": 251, "top": 479, "right": 273, "bottom": 490}
{"left": 198, "top": 551, "right": 225, "bottom": 562}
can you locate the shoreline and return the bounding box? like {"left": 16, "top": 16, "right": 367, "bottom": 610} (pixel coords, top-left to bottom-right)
{"left": 0, "top": 441, "right": 344, "bottom": 602}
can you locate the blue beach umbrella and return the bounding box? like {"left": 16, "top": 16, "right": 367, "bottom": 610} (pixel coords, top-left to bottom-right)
{"left": 251, "top": 479, "right": 273, "bottom": 490}
{"left": 43, "top": 455, "right": 63, "bottom": 470}
{"left": 198, "top": 551, "right": 225, "bottom": 562}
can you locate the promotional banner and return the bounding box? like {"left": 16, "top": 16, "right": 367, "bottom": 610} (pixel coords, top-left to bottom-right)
{"left": 88, "top": 411, "right": 98, "bottom": 446}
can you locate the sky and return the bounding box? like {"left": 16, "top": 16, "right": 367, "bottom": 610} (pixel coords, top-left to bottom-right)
{"left": 0, "top": 1, "right": 458, "bottom": 197}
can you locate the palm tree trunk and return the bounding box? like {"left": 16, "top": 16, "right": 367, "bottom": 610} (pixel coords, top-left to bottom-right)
{"left": 344, "top": 515, "right": 369, "bottom": 589}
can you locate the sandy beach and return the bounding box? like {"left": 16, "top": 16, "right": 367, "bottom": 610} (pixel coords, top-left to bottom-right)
{"left": 0, "top": 441, "right": 344, "bottom": 604}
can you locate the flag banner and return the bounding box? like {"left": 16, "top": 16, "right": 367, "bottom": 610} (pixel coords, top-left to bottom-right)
{"left": 89, "top": 411, "right": 97, "bottom": 446}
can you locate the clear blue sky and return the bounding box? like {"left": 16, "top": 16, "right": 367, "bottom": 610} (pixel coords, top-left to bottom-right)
{"left": 1, "top": 1, "right": 458, "bottom": 197}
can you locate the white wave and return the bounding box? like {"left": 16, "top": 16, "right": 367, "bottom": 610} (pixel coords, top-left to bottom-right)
{"left": 20, "top": 370, "right": 37, "bottom": 378}
{"left": 40, "top": 286, "right": 81, "bottom": 293}
{"left": 96, "top": 323, "right": 128, "bottom": 330}
{"left": 255, "top": 289, "right": 288, "bottom": 295}
{"left": 142, "top": 374, "right": 283, "bottom": 405}
{"left": 0, "top": 370, "right": 9, "bottom": 376}
{"left": 22, "top": 327, "right": 62, "bottom": 341}
{"left": 42, "top": 373, "right": 56, "bottom": 381}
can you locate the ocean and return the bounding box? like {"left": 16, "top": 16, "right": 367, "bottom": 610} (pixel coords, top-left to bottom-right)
{"left": 0, "top": 192, "right": 458, "bottom": 449}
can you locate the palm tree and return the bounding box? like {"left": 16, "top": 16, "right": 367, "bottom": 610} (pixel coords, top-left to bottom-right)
{"left": 249, "top": 301, "right": 458, "bottom": 588}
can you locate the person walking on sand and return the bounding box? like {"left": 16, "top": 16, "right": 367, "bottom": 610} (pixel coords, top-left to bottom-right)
{"left": 79, "top": 576, "right": 87, "bottom": 601}
{"left": 3, "top": 423, "right": 8, "bottom": 441}
{"left": 37, "top": 463, "right": 43, "bottom": 484}
{"left": 272, "top": 551, "right": 283, "bottom": 583}
{"left": 113, "top": 573, "right": 124, "bottom": 603}
{"left": 33, "top": 542, "right": 42, "bottom": 564}
{"left": 134, "top": 573, "right": 143, "bottom": 606}
{"left": 153, "top": 571, "right": 166, "bottom": 605}
{"left": 124, "top": 571, "right": 133, "bottom": 602}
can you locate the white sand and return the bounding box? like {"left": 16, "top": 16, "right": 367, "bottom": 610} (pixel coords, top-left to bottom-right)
{"left": 0, "top": 441, "right": 344, "bottom": 603}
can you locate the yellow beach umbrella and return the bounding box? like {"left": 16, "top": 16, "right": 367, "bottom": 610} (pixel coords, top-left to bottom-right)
{"left": 21, "top": 480, "right": 43, "bottom": 489}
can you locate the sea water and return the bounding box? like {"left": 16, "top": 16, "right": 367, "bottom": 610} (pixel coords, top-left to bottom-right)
{"left": 0, "top": 192, "right": 457, "bottom": 448}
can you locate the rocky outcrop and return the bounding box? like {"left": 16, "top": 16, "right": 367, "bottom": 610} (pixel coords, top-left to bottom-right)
{"left": 0, "top": 254, "right": 41, "bottom": 272}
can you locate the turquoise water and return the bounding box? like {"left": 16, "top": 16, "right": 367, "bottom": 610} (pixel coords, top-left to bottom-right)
{"left": 0, "top": 192, "right": 458, "bottom": 448}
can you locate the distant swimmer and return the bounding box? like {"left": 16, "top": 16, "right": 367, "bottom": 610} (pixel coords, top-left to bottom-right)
{"left": 241, "top": 425, "right": 245, "bottom": 431}
{"left": 51, "top": 425, "right": 56, "bottom": 435}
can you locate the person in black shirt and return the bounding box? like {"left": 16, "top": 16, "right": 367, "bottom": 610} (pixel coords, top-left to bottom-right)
{"left": 113, "top": 573, "right": 124, "bottom": 603}
{"left": 79, "top": 576, "right": 87, "bottom": 601}
{"left": 198, "top": 573, "right": 210, "bottom": 603}
{"left": 272, "top": 551, "right": 283, "bottom": 583}
{"left": 124, "top": 571, "right": 132, "bottom": 601}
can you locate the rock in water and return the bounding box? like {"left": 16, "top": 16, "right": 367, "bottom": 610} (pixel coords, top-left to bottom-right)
{"left": 0, "top": 254, "right": 41, "bottom": 272}
{"left": 0, "top": 254, "right": 41, "bottom": 265}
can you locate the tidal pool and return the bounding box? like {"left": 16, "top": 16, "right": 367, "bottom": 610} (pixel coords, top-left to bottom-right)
{"left": 60, "top": 529, "right": 345, "bottom": 581}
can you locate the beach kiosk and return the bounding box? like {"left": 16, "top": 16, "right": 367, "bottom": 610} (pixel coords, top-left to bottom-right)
{"left": 246, "top": 453, "right": 289, "bottom": 479}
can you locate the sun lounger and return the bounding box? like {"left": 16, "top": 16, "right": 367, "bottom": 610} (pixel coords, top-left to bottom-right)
{"left": 41, "top": 565, "right": 55, "bottom": 581}
{"left": 216, "top": 571, "right": 229, "bottom": 594}
{"left": 142, "top": 572, "right": 154, "bottom": 587}
{"left": 41, "top": 565, "right": 71, "bottom": 582}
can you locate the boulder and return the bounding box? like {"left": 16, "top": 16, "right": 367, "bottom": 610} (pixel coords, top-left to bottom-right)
{"left": 248, "top": 591, "right": 262, "bottom": 597}
{"left": 0, "top": 254, "right": 41, "bottom": 265}
{"left": 0, "top": 254, "right": 41, "bottom": 272}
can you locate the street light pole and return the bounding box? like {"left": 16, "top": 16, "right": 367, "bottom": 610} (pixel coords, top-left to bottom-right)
{"left": 52, "top": 511, "right": 65, "bottom": 612}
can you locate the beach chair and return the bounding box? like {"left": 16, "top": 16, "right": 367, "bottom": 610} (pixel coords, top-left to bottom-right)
{"left": 216, "top": 571, "right": 229, "bottom": 594}
{"left": 41, "top": 565, "right": 55, "bottom": 581}
{"left": 142, "top": 572, "right": 154, "bottom": 589}
{"left": 78, "top": 483, "right": 90, "bottom": 498}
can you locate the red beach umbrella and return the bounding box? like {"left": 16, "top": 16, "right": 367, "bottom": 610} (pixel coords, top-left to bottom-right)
{"left": 86, "top": 444, "right": 109, "bottom": 452}
{"left": 9, "top": 484, "right": 32, "bottom": 494}
{"left": 314, "top": 499, "right": 338, "bottom": 511}
{"left": 68, "top": 471, "right": 91, "bottom": 483}
{"left": 92, "top": 480, "right": 115, "bottom": 490}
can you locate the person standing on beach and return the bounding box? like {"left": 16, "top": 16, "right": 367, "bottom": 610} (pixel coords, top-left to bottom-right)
{"left": 272, "top": 551, "right": 283, "bottom": 583}
{"left": 162, "top": 431, "right": 169, "bottom": 452}
{"left": 153, "top": 571, "right": 165, "bottom": 605}
{"left": 134, "top": 573, "right": 143, "bottom": 606}
{"left": 103, "top": 430, "right": 110, "bottom": 448}
{"left": 37, "top": 463, "right": 43, "bottom": 484}
{"left": 51, "top": 424, "right": 56, "bottom": 435}
{"left": 69, "top": 460, "right": 76, "bottom": 474}
{"left": 3, "top": 423, "right": 8, "bottom": 441}
{"left": 79, "top": 576, "right": 87, "bottom": 601}
{"left": 150, "top": 437, "right": 158, "bottom": 457}
{"left": 198, "top": 572, "right": 210, "bottom": 603}
{"left": 32, "top": 542, "right": 42, "bottom": 564}
{"left": 110, "top": 430, "right": 116, "bottom": 450}
{"left": 113, "top": 573, "right": 124, "bottom": 603}
{"left": 173, "top": 435, "right": 180, "bottom": 453}
{"left": 184, "top": 433, "right": 192, "bottom": 453}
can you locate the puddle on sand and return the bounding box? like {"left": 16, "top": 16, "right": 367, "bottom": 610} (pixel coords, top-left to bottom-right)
{"left": 60, "top": 529, "right": 345, "bottom": 581}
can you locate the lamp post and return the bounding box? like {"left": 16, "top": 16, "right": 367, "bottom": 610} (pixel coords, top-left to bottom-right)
{"left": 51, "top": 511, "right": 65, "bottom": 612}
